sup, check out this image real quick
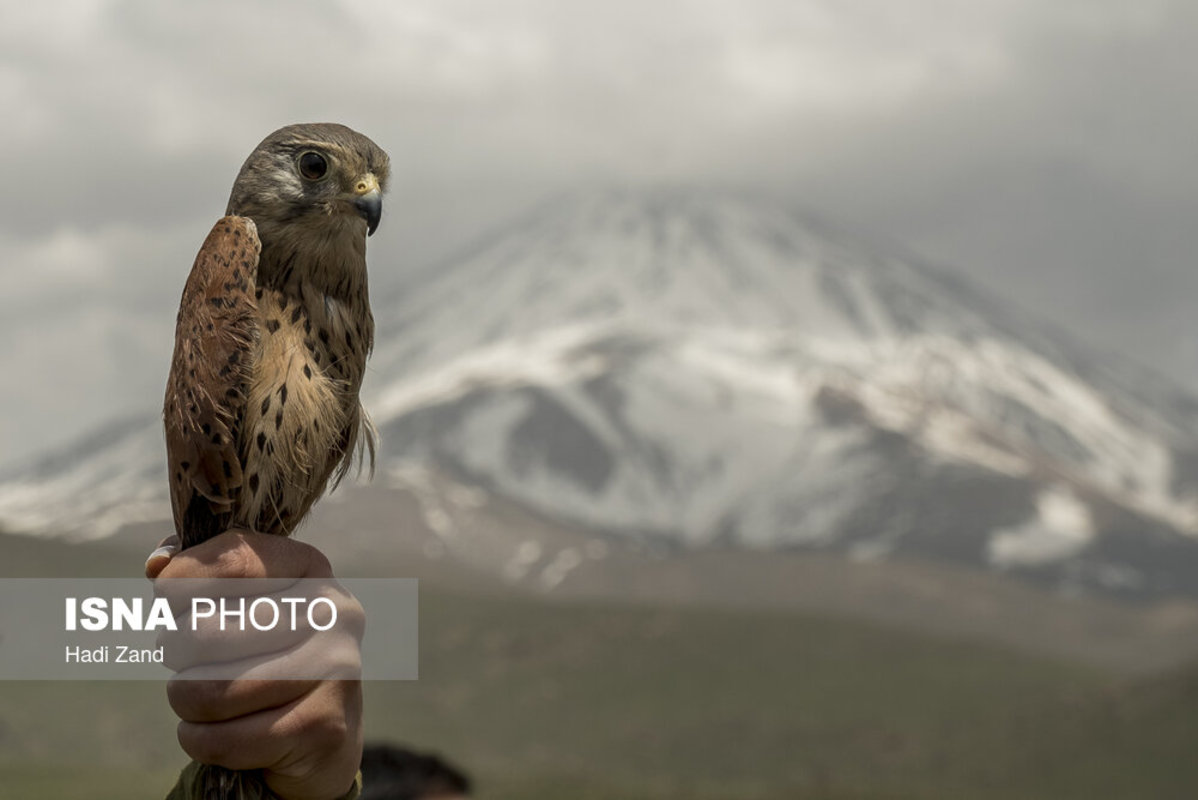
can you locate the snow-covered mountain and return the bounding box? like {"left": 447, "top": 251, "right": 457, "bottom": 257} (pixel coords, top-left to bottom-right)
{"left": 6, "top": 188, "right": 1198, "bottom": 597}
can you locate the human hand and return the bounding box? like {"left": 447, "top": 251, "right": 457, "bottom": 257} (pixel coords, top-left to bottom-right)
{"left": 147, "top": 530, "right": 364, "bottom": 800}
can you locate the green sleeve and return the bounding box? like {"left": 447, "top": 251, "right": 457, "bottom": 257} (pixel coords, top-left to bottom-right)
{"left": 165, "top": 761, "right": 362, "bottom": 800}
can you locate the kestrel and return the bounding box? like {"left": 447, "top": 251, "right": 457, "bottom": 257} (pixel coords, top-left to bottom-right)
{"left": 162, "top": 123, "right": 389, "bottom": 798}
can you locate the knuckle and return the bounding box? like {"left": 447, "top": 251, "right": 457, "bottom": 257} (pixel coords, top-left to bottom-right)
{"left": 338, "top": 593, "right": 366, "bottom": 639}
{"left": 303, "top": 544, "right": 333, "bottom": 578}
{"left": 214, "top": 541, "right": 258, "bottom": 580}
{"left": 306, "top": 709, "right": 350, "bottom": 749}
{"left": 332, "top": 648, "right": 363, "bottom": 680}
{"left": 289, "top": 691, "right": 351, "bottom": 750}
{"left": 316, "top": 637, "right": 363, "bottom": 680}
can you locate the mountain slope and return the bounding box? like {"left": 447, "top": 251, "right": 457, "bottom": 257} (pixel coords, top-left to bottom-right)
{"left": 5, "top": 188, "right": 1198, "bottom": 597}
{"left": 366, "top": 189, "right": 1198, "bottom": 595}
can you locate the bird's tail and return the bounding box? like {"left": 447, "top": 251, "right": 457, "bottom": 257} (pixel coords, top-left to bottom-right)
{"left": 197, "top": 764, "right": 272, "bottom": 800}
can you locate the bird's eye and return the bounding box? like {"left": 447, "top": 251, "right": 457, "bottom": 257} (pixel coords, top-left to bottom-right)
{"left": 298, "top": 152, "right": 328, "bottom": 180}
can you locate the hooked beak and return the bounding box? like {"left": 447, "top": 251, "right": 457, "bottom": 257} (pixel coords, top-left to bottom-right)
{"left": 354, "top": 189, "right": 382, "bottom": 236}
{"left": 351, "top": 173, "right": 383, "bottom": 236}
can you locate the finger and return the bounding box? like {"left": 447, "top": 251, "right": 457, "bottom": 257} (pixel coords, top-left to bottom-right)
{"left": 169, "top": 626, "right": 362, "bottom": 683}
{"left": 154, "top": 530, "right": 334, "bottom": 613}
{"left": 157, "top": 529, "right": 334, "bottom": 582}
{"left": 265, "top": 681, "right": 363, "bottom": 800}
{"left": 177, "top": 695, "right": 304, "bottom": 772}
{"left": 160, "top": 612, "right": 309, "bottom": 673}
{"left": 167, "top": 677, "right": 320, "bottom": 724}
{"left": 145, "top": 535, "right": 181, "bottom": 580}
{"left": 158, "top": 582, "right": 361, "bottom": 671}
{"left": 176, "top": 681, "right": 355, "bottom": 772}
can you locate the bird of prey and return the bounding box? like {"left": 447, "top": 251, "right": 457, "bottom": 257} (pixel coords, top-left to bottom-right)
{"left": 163, "top": 123, "right": 389, "bottom": 799}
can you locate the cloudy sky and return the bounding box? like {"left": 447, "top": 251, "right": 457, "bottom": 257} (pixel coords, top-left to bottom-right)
{"left": 2, "top": 0, "right": 1196, "bottom": 463}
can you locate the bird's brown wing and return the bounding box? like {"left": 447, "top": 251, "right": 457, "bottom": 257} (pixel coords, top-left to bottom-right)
{"left": 163, "top": 216, "right": 260, "bottom": 547}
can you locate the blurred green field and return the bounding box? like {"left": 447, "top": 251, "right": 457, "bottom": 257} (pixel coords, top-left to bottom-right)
{"left": 6, "top": 583, "right": 1192, "bottom": 799}
{"left": 3, "top": 529, "right": 1198, "bottom": 798}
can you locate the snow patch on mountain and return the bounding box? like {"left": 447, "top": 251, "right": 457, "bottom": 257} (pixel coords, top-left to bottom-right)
{"left": 0, "top": 416, "right": 169, "bottom": 540}
{"left": 988, "top": 487, "right": 1095, "bottom": 568}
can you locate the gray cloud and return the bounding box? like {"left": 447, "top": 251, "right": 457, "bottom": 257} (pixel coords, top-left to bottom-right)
{"left": 1, "top": 0, "right": 1194, "bottom": 461}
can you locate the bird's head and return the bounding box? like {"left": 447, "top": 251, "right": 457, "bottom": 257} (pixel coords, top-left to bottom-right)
{"left": 226, "top": 123, "right": 390, "bottom": 244}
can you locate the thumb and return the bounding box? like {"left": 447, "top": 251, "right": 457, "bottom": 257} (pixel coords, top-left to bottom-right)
{"left": 145, "top": 535, "right": 181, "bottom": 579}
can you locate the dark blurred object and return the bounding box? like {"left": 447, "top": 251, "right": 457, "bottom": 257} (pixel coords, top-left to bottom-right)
{"left": 360, "top": 742, "right": 472, "bottom": 800}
